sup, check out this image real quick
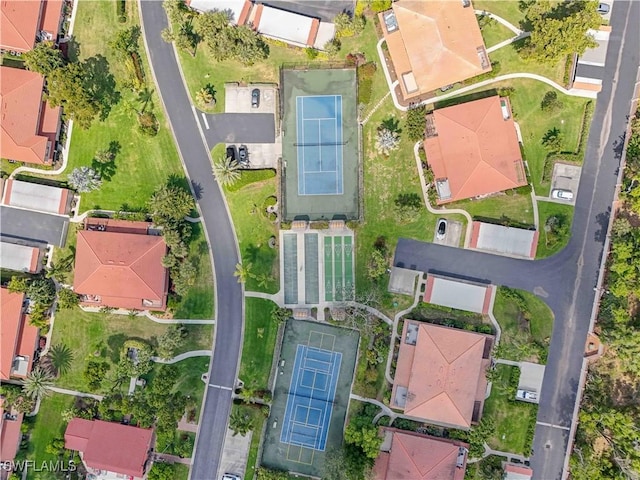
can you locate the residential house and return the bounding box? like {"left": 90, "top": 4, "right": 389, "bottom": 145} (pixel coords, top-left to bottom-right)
{"left": 373, "top": 427, "right": 468, "bottom": 480}
{"left": 0, "top": 66, "right": 62, "bottom": 165}
{"left": 64, "top": 418, "right": 154, "bottom": 479}
{"left": 1, "top": 178, "right": 73, "bottom": 215}
{"left": 0, "top": 398, "right": 24, "bottom": 465}
{"left": 504, "top": 463, "right": 533, "bottom": 480}
{"left": 391, "top": 321, "right": 493, "bottom": 429}
{"left": 1, "top": 0, "right": 64, "bottom": 52}
{"left": 73, "top": 219, "right": 169, "bottom": 311}
{"left": 0, "top": 288, "right": 40, "bottom": 381}
{"left": 0, "top": 242, "right": 42, "bottom": 273}
{"left": 424, "top": 95, "right": 526, "bottom": 204}
{"left": 379, "top": 0, "right": 490, "bottom": 100}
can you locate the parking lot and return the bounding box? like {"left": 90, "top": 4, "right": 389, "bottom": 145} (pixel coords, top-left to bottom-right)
{"left": 432, "top": 218, "right": 463, "bottom": 247}
{"left": 225, "top": 83, "right": 277, "bottom": 115}
{"left": 550, "top": 163, "right": 582, "bottom": 205}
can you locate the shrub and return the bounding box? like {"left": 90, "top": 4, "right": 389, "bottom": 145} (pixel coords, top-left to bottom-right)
{"left": 225, "top": 169, "right": 276, "bottom": 192}
{"left": 405, "top": 105, "right": 427, "bottom": 141}
{"left": 324, "top": 38, "right": 341, "bottom": 56}
{"left": 540, "top": 91, "right": 563, "bottom": 112}
{"left": 117, "top": 0, "right": 127, "bottom": 23}
{"left": 305, "top": 47, "right": 319, "bottom": 60}
{"left": 138, "top": 111, "right": 159, "bottom": 136}
{"left": 357, "top": 62, "right": 376, "bottom": 105}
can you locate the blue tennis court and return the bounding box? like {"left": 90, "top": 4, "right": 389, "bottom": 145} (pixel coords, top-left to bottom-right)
{"left": 296, "top": 95, "right": 344, "bottom": 196}
{"left": 280, "top": 344, "right": 342, "bottom": 451}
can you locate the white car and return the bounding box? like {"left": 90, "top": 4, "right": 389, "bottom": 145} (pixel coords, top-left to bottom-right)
{"left": 436, "top": 218, "right": 447, "bottom": 240}
{"left": 516, "top": 389, "right": 538, "bottom": 401}
{"left": 222, "top": 474, "right": 241, "bottom": 480}
{"left": 551, "top": 189, "right": 574, "bottom": 201}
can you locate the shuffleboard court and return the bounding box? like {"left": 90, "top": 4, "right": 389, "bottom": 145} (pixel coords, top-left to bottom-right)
{"left": 296, "top": 95, "right": 344, "bottom": 196}
{"left": 283, "top": 233, "right": 299, "bottom": 304}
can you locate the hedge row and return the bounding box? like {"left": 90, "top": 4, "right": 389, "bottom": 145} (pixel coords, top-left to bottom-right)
{"left": 357, "top": 62, "right": 377, "bottom": 106}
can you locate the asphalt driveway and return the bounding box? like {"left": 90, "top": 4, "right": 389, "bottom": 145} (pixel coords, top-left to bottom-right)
{"left": 202, "top": 113, "right": 276, "bottom": 149}
{"left": 0, "top": 206, "right": 69, "bottom": 247}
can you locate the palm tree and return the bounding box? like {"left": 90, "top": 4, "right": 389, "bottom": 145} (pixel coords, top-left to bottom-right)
{"left": 212, "top": 157, "right": 241, "bottom": 187}
{"left": 255, "top": 273, "right": 271, "bottom": 289}
{"left": 47, "top": 344, "right": 74, "bottom": 376}
{"left": 233, "top": 262, "right": 253, "bottom": 284}
{"left": 22, "top": 367, "right": 53, "bottom": 400}
{"left": 195, "top": 86, "right": 215, "bottom": 107}
{"left": 229, "top": 409, "right": 254, "bottom": 436}
{"left": 137, "top": 88, "right": 154, "bottom": 113}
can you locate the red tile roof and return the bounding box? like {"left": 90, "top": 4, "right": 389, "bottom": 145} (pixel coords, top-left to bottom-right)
{"left": 0, "top": 66, "right": 61, "bottom": 165}
{"left": 73, "top": 229, "right": 169, "bottom": 310}
{"left": 0, "top": 0, "right": 63, "bottom": 52}
{"left": 425, "top": 96, "right": 526, "bottom": 204}
{"left": 392, "top": 322, "right": 492, "bottom": 429}
{"left": 1, "top": 288, "right": 38, "bottom": 380}
{"left": 374, "top": 428, "right": 468, "bottom": 480}
{"left": 64, "top": 419, "right": 154, "bottom": 478}
{"left": 0, "top": 399, "right": 24, "bottom": 462}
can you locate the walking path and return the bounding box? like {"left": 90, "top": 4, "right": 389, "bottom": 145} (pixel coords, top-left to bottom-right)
{"left": 361, "top": 91, "right": 392, "bottom": 125}
{"left": 474, "top": 9, "right": 523, "bottom": 35}
{"left": 350, "top": 394, "right": 397, "bottom": 421}
{"left": 495, "top": 358, "right": 520, "bottom": 367}
{"left": 152, "top": 350, "right": 212, "bottom": 364}
{"left": 77, "top": 306, "right": 215, "bottom": 324}
{"left": 413, "top": 142, "right": 474, "bottom": 248}
{"left": 154, "top": 453, "right": 192, "bottom": 465}
{"left": 46, "top": 386, "right": 104, "bottom": 401}
{"left": 486, "top": 32, "right": 531, "bottom": 54}
{"left": 245, "top": 290, "right": 281, "bottom": 303}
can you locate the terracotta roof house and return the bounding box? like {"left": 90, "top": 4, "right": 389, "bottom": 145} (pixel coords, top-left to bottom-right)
{"left": 0, "top": 398, "right": 24, "bottom": 463}
{"left": 64, "top": 418, "right": 154, "bottom": 479}
{"left": 379, "top": 0, "right": 490, "bottom": 100}
{"left": 1, "top": 0, "right": 64, "bottom": 52}
{"left": 504, "top": 463, "right": 533, "bottom": 480}
{"left": 391, "top": 321, "right": 493, "bottom": 429}
{"left": 424, "top": 96, "right": 526, "bottom": 204}
{"left": 374, "top": 428, "right": 468, "bottom": 480}
{"left": 73, "top": 221, "right": 169, "bottom": 311}
{"left": 0, "top": 288, "right": 40, "bottom": 381}
{"left": 1, "top": 66, "right": 62, "bottom": 165}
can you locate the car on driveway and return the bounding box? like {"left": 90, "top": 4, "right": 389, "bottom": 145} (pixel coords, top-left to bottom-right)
{"left": 552, "top": 189, "right": 574, "bottom": 201}
{"left": 222, "top": 474, "right": 241, "bottom": 480}
{"left": 226, "top": 146, "right": 236, "bottom": 163}
{"left": 251, "top": 88, "right": 260, "bottom": 108}
{"left": 516, "top": 389, "right": 538, "bottom": 401}
{"left": 597, "top": 2, "right": 610, "bottom": 14}
{"left": 436, "top": 218, "right": 447, "bottom": 240}
{"left": 238, "top": 145, "right": 249, "bottom": 166}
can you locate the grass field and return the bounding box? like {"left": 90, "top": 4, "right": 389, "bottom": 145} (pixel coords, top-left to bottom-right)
{"left": 493, "top": 287, "right": 554, "bottom": 362}
{"left": 478, "top": 15, "right": 514, "bottom": 48}
{"left": 474, "top": 0, "right": 527, "bottom": 27}
{"left": 50, "top": 308, "right": 212, "bottom": 392}
{"left": 47, "top": 0, "right": 184, "bottom": 212}
{"left": 536, "top": 201, "right": 575, "bottom": 258}
{"left": 454, "top": 192, "right": 535, "bottom": 226}
{"left": 23, "top": 393, "right": 75, "bottom": 464}
{"left": 240, "top": 298, "right": 280, "bottom": 391}
{"left": 484, "top": 364, "right": 537, "bottom": 454}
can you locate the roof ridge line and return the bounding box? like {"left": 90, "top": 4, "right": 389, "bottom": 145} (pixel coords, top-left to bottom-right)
{"left": 129, "top": 238, "right": 165, "bottom": 298}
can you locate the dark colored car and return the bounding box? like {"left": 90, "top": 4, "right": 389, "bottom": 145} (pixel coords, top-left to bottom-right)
{"left": 436, "top": 218, "right": 447, "bottom": 240}
{"left": 238, "top": 145, "right": 248, "bottom": 165}
{"left": 226, "top": 146, "right": 236, "bottom": 163}
{"left": 251, "top": 88, "right": 260, "bottom": 108}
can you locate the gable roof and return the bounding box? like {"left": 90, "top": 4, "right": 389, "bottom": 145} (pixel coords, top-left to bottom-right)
{"left": 64, "top": 419, "right": 153, "bottom": 477}
{"left": 381, "top": 0, "right": 489, "bottom": 98}
{"left": 424, "top": 96, "right": 526, "bottom": 203}
{"left": 0, "top": 288, "right": 24, "bottom": 380}
{"left": 374, "top": 428, "right": 467, "bottom": 480}
{"left": 73, "top": 230, "right": 168, "bottom": 309}
{"left": 0, "top": 1, "right": 41, "bottom": 51}
{"left": 0, "top": 66, "right": 61, "bottom": 165}
{"left": 0, "top": 398, "right": 24, "bottom": 462}
{"left": 393, "top": 322, "right": 491, "bottom": 428}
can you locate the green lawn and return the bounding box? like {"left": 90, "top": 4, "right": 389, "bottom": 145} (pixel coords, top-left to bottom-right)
{"left": 240, "top": 298, "right": 279, "bottom": 391}
{"left": 493, "top": 287, "right": 554, "bottom": 362}
{"left": 478, "top": 15, "right": 514, "bottom": 48}
{"left": 488, "top": 41, "right": 566, "bottom": 84}
{"left": 453, "top": 192, "right": 535, "bottom": 227}
{"left": 536, "top": 201, "right": 575, "bottom": 258}
{"left": 473, "top": 0, "right": 527, "bottom": 28}
{"left": 356, "top": 96, "right": 467, "bottom": 295}
{"left": 50, "top": 307, "right": 212, "bottom": 392}
{"left": 23, "top": 393, "right": 75, "bottom": 464}
{"left": 32, "top": 0, "right": 184, "bottom": 212}
{"left": 484, "top": 364, "right": 537, "bottom": 454}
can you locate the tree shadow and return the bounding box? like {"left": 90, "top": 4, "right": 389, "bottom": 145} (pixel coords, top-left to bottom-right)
{"left": 381, "top": 116, "right": 402, "bottom": 134}
{"left": 190, "top": 180, "right": 203, "bottom": 200}
{"left": 107, "top": 333, "right": 127, "bottom": 363}
{"left": 166, "top": 174, "right": 192, "bottom": 192}
{"left": 109, "top": 140, "right": 122, "bottom": 157}
{"left": 62, "top": 36, "right": 81, "bottom": 63}
{"left": 82, "top": 54, "right": 120, "bottom": 120}
{"left": 91, "top": 158, "right": 117, "bottom": 181}
{"left": 594, "top": 208, "right": 610, "bottom": 243}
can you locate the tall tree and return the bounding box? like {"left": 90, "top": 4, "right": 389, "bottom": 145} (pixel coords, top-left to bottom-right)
{"left": 233, "top": 262, "right": 253, "bottom": 284}
{"left": 22, "top": 41, "right": 64, "bottom": 75}
{"left": 47, "top": 344, "right": 74, "bottom": 376}
{"left": 212, "top": 157, "right": 241, "bottom": 187}
{"left": 148, "top": 184, "right": 194, "bottom": 223}
{"left": 229, "top": 408, "right": 254, "bottom": 436}
{"left": 57, "top": 287, "right": 79, "bottom": 310}
{"left": 22, "top": 367, "right": 53, "bottom": 400}
{"left": 46, "top": 62, "right": 101, "bottom": 129}
{"left": 68, "top": 166, "right": 102, "bottom": 192}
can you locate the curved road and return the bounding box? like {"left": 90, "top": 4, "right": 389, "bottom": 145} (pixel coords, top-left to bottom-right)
{"left": 394, "top": 3, "right": 639, "bottom": 479}
{"left": 138, "top": 2, "right": 243, "bottom": 479}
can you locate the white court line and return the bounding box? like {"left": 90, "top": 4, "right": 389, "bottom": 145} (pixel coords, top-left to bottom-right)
{"left": 300, "top": 96, "right": 306, "bottom": 195}
{"left": 208, "top": 383, "right": 232, "bottom": 391}
{"left": 200, "top": 112, "right": 210, "bottom": 130}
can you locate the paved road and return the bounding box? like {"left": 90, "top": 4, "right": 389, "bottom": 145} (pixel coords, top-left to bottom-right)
{"left": 0, "top": 206, "right": 69, "bottom": 247}
{"left": 139, "top": 2, "right": 244, "bottom": 479}
{"left": 394, "top": 2, "right": 640, "bottom": 479}
{"left": 203, "top": 112, "right": 276, "bottom": 149}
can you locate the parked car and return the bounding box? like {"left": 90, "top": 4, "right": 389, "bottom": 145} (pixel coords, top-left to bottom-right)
{"left": 238, "top": 145, "right": 248, "bottom": 166}
{"left": 516, "top": 389, "right": 538, "bottom": 401}
{"left": 551, "top": 189, "right": 574, "bottom": 201}
{"left": 436, "top": 218, "right": 447, "bottom": 240}
{"left": 597, "top": 2, "right": 610, "bottom": 14}
{"left": 251, "top": 88, "right": 260, "bottom": 108}
{"left": 226, "top": 145, "right": 236, "bottom": 163}
{"left": 222, "top": 474, "right": 241, "bottom": 480}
